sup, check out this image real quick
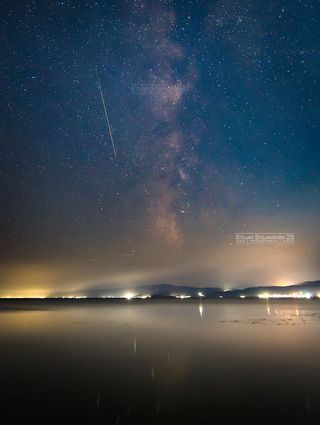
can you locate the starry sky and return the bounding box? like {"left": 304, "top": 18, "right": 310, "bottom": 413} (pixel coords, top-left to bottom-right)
{"left": 1, "top": 0, "right": 319, "bottom": 296}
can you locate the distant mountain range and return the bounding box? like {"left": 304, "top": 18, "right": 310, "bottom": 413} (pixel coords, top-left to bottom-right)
{"left": 225, "top": 280, "right": 320, "bottom": 298}
{"left": 65, "top": 280, "right": 320, "bottom": 299}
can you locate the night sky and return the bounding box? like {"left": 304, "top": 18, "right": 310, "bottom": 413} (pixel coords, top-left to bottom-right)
{"left": 1, "top": 0, "right": 319, "bottom": 296}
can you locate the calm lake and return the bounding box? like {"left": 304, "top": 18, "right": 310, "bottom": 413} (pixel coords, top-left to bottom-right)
{"left": 1, "top": 299, "right": 320, "bottom": 424}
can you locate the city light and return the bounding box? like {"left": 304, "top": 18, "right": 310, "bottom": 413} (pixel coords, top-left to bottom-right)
{"left": 258, "top": 291, "right": 313, "bottom": 299}
{"left": 61, "top": 295, "right": 88, "bottom": 299}
{"left": 124, "top": 291, "right": 135, "bottom": 300}
{"left": 175, "top": 295, "right": 191, "bottom": 299}
{"left": 0, "top": 296, "right": 46, "bottom": 299}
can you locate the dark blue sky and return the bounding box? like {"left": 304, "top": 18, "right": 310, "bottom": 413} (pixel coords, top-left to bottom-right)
{"left": 1, "top": 0, "right": 319, "bottom": 295}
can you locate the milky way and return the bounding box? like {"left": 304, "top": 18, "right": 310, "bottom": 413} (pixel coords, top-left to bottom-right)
{"left": 0, "top": 0, "right": 319, "bottom": 295}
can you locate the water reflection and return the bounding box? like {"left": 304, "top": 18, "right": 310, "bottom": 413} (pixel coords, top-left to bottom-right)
{"left": 1, "top": 300, "right": 320, "bottom": 423}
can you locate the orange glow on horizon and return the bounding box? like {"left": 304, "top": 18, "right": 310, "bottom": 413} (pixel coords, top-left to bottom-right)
{"left": 274, "top": 280, "right": 293, "bottom": 287}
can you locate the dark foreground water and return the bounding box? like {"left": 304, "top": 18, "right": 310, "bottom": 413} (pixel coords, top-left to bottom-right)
{"left": 1, "top": 299, "right": 320, "bottom": 424}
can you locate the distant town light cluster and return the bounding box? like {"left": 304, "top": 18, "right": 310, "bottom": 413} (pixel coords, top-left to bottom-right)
{"left": 1, "top": 291, "right": 319, "bottom": 300}
{"left": 258, "top": 291, "right": 313, "bottom": 299}
{"left": 102, "top": 292, "right": 151, "bottom": 300}
{"left": 174, "top": 295, "right": 191, "bottom": 299}
{"left": 61, "top": 296, "right": 88, "bottom": 299}
{"left": 121, "top": 292, "right": 151, "bottom": 300}
{"left": 0, "top": 296, "right": 46, "bottom": 299}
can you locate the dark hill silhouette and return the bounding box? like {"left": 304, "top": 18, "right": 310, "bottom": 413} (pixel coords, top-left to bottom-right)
{"left": 51, "top": 280, "right": 320, "bottom": 299}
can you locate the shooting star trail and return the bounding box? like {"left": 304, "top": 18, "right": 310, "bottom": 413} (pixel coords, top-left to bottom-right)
{"left": 95, "top": 67, "right": 117, "bottom": 159}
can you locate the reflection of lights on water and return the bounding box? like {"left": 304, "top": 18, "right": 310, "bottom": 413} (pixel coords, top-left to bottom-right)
{"left": 258, "top": 291, "right": 313, "bottom": 299}
{"left": 133, "top": 338, "right": 137, "bottom": 354}
{"left": 151, "top": 367, "right": 155, "bottom": 379}
{"left": 199, "top": 304, "right": 203, "bottom": 318}
{"left": 265, "top": 298, "right": 271, "bottom": 316}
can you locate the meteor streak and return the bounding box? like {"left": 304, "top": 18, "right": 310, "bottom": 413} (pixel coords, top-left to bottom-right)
{"left": 95, "top": 67, "right": 117, "bottom": 159}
